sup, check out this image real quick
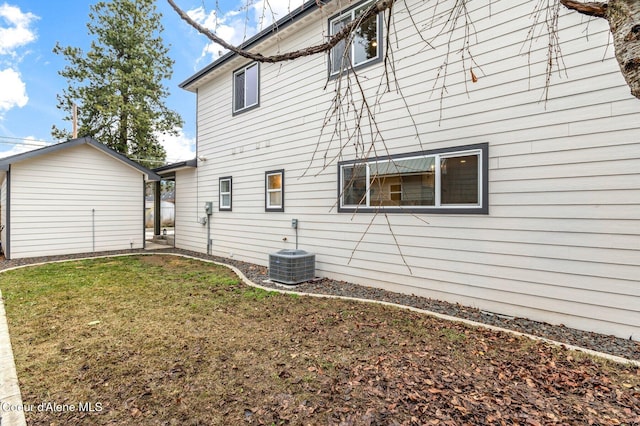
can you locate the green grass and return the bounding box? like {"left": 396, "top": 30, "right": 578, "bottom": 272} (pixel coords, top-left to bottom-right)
{"left": 0, "top": 255, "right": 638, "bottom": 426}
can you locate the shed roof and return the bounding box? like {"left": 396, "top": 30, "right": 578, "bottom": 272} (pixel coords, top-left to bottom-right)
{"left": 0, "top": 137, "right": 161, "bottom": 181}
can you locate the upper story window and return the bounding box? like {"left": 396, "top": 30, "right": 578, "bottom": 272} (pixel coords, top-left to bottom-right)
{"left": 265, "top": 169, "right": 284, "bottom": 212}
{"left": 233, "top": 62, "right": 259, "bottom": 114}
{"left": 329, "top": 0, "right": 383, "bottom": 76}
{"left": 219, "top": 177, "right": 232, "bottom": 211}
{"left": 339, "top": 143, "right": 488, "bottom": 214}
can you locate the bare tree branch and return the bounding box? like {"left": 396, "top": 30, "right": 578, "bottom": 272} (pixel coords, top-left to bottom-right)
{"left": 559, "top": 0, "right": 607, "bottom": 18}
{"left": 522, "top": 0, "right": 567, "bottom": 103}
{"left": 169, "top": 0, "right": 640, "bottom": 274}
{"left": 167, "top": 0, "right": 394, "bottom": 63}
{"left": 424, "top": 0, "right": 485, "bottom": 123}
{"left": 383, "top": 212, "right": 412, "bottom": 274}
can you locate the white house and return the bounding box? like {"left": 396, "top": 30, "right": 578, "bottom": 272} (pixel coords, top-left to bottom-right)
{"left": 164, "top": 0, "right": 640, "bottom": 340}
{"left": 0, "top": 137, "right": 160, "bottom": 259}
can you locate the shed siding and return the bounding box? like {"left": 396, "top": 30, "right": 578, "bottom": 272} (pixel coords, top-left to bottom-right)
{"left": 179, "top": 0, "right": 640, "bottom": 339}
{"left": 9, "top": 144, "right": 145, "bottom": 258}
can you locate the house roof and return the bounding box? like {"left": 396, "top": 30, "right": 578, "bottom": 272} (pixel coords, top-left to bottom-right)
{"left": 153, "top": 158, "right": 197, "bottom": 177}
{"left": 0, "top": 136, "right": 161, "bottom": 181}
{"left": 179, "top": 0, "right": 322, "bottom": 91}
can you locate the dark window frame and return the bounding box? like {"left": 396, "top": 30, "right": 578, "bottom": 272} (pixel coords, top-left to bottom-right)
{"left": 337, "top": 143, "right": 489, "bottom": 214}
{"left": 219, "top": 176, "right": 232, "bottom": 211}
{"left": 232, "top": 62, "right": 260, "bottom": 115}
{"left": 265, "top": 169, "right": 285, "bottom": 212}
{"left": 328, "top": 0, "right": 384, "bottom": 78}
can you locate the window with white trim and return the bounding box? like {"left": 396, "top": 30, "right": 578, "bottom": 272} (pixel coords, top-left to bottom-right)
{"left": 339, "top": 144, "right": 488, "bottom": 213}
{"left": 265, "top": 170, "right": 284, "bottom": 212}
{"left": 233, "top": 62, "right": 259, "bottom": 114}
{"left": 219, "top": 177, "right": 232, "bottom": 211}
{"left": 329, "top": 0, "right": 382, "bottom": 76}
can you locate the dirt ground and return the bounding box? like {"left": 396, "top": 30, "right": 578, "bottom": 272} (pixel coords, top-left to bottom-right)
{"left": 1, "top": 255, "right": 638, "bottom": 425}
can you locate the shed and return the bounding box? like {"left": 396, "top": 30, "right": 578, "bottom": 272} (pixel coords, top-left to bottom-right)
{"left": 0, "top": 137, "right": 160, "bottom": 259}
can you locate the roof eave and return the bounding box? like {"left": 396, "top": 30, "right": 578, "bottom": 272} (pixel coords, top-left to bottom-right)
{"left": 153, "top": 158, "right": 198, "bottom": 176}
{"left": 0, "top": 137, "right": 161, "bottom": 181}
{"left": 179, "top": 0, "right": 324, "bottom": 92}
{"left": 83, "top": 138, "right": 162, "bottom": 181}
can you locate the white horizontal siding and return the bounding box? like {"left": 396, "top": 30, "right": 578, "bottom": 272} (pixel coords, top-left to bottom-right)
{"left": 174, "top": 168, "right": 207, "bottom": 253}
{"left": 177, "top": 0, "right": 640, "bottom": 340}
{"left": 9, "top": 144, "right": 146, "bottom": 258}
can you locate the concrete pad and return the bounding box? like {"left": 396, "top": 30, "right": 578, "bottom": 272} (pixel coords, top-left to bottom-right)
{"left": 0, "top": 290, "right": 26, "bottom": 426}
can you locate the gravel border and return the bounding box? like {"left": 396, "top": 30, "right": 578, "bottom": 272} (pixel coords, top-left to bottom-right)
{"left": 1, "top": 248, "right": 638, "bottom": 363}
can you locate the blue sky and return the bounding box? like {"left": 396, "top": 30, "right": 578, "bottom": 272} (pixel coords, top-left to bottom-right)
{"left": 0, "top": 0, "right": 295, "bottom": 163}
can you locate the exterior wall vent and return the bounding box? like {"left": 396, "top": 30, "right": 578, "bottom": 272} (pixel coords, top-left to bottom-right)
{"left": 269, "top": 249, "right": 315, "bottom": 285}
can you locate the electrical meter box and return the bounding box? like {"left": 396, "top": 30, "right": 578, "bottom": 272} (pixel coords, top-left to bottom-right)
{"left": 204, "top": 202, "right": 213, "bottom": 215}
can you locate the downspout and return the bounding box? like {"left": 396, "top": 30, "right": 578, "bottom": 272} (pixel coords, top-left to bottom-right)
{"left": 4, "top": 167, "right": 10, "bottom": 259}
{"left": 92, "top": 208, "right": 96, "bottom": 252}
{"left": 206, "top": 212, "right": 211, "bottom": 255}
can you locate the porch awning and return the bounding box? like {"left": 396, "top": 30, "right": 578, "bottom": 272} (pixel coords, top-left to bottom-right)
{"left": 153, "top": 158, "right": 197, "bottom": 178}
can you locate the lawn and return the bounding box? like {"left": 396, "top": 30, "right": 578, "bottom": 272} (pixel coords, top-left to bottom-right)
{"left": 0, "top": 254, "right": 638, "bottom": 425}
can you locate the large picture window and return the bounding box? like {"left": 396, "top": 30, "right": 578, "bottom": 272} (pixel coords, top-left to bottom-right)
{"left": 265, "top": 170, "right": 284, "bottom": 212}
{"left": 329, "top": 0, "right": 382, "bottom": 76}
{"left": 219, "top": 177, "right": 232, "bottom": 211}
{"left": 338, "top": 144, "right": 488, "bottom": 214}
{"left": 233, "top": 62, "right": 259, "bottom": 114}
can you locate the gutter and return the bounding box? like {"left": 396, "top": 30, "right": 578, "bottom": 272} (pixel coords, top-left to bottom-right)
{"left": 179, "top": 0, "right": 326, "bottom": 91}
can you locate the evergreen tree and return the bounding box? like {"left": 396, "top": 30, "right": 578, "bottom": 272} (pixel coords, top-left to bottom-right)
{"left": 53, "top": 0, "right": 183, "bottom": 168}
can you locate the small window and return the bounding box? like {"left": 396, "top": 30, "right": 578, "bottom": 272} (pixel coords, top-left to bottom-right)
{"left": 233, "top": 62, "right": 259, "bottom": 114}
{"left": 339, "top": 143, "right": 488, "bottom": 214}
{"left": 219, "top": 177, "right": 232, "bottom": 211}
{"left": 329, "top": 0, "right": 382, "bottom": 76}
{"left": 265, "top": 170, "right": 284, "bottom": 212}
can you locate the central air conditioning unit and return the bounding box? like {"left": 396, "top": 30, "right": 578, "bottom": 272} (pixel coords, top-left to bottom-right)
{"left": 269, "top": 249, "right": 315, "bottom": 285}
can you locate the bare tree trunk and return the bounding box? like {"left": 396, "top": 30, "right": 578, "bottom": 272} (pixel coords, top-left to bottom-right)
{"left": 561, "top": 0, "right": 640, "bottom": 99}
{"left": 608, "top": 0, "right": 640, "bottom": 98}
{"left": 118, "top": 93, "right": 129, "bottom": 155}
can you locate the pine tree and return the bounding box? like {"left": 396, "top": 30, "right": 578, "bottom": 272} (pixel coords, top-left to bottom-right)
{"left": 53, "top": 0, "right": 183, "bottom": 168}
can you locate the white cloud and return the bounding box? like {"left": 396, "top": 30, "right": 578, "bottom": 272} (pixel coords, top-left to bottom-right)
{"left": 0, "top": 3, "right": 38, "bottom": 56}
{"left": 187, "top": 6, "right": 219, "bottom": 30}
{"left": 187, "top": 0, "right": 308, "bottom": 65}
{"left": 187, "top": 4, "right": 257, "bottom": 65}
{"left": 0, "top": 67, "right": 27, "bottom": 112}
{"left": 159, "top": 129, "right": 196, "bottom": 163}
{"left": 0, "top": 136, "right": 50, "bottom": 159}
{"left": 0, "top": 4, "right": 37, "bottom": 120}
{"left": 252, "top": 0, "right": 305, "bottom": 30}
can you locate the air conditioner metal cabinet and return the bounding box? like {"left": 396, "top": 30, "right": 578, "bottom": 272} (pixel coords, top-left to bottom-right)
{"left": 269, "top": 249, "right": 315, "bottom": 285}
